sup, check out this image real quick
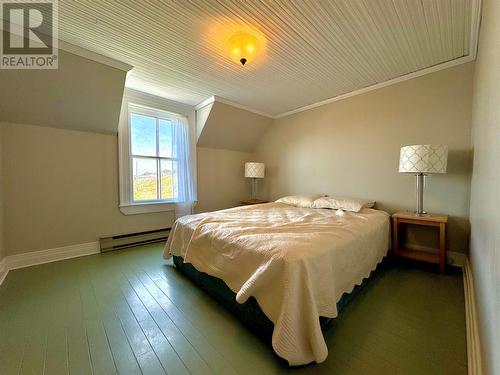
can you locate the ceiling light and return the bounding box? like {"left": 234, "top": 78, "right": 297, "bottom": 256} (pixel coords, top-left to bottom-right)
{"left": 227, "top": 32, "right": 260, "bottom": 66}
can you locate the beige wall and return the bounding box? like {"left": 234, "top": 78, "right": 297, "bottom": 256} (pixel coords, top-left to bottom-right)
{"left": 0, "top": 49, "right": 127, "bottom": 134}
{"left": 469, "top": 0, "right": 500, "bottom": 373}
{"left": 196, "top": 147, "right": 252, "bottom": 213}
{"left": 2, "top": 122, "right": 175, "bottom": 255}
{"left": 0, "top": 125, "right": 4, "bottom": 263}
{"left": 255, "top": 63, "right": 474, "bottom": 253}
{"left": 194, "top": 100, "right": 272, "bottom": 213}
{"left": 197, "top": 102, "right": 272, "bottom": 152}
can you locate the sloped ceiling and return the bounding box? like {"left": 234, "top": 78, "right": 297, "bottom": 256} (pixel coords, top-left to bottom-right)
{"left": 0, "top": 49, "right": 127, "bottom": 134}
{"left": 197, "top": 101, "right": 272, "bottom": 152}
{"left": 53, "top": 0, "right": 480, "bottom": 117}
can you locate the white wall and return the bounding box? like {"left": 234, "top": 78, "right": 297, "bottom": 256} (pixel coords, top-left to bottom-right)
{"left": 254, "top": 63, "right": 474, "bottom": 253}
{"left": 469, "top": 0, "right": 500, "bottom": 373}
{"left": 1, "top": 122, "right": 176, "bottom": 256}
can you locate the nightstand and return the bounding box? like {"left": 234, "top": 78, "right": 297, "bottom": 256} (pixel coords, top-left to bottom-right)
{"left": 240, "top": 199, "right": 269, "bottom": 205}
{"left": 392, "top": 211, "right": 448, "bottom": 274}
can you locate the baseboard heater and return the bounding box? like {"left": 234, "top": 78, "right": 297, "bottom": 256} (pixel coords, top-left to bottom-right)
{"left": 100, "top": 228, "right": 171, "bottom": 252}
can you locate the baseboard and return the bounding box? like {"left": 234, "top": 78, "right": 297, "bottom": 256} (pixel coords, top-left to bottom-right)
{"left": 448, "top": 251, "right": 467, "bottom": 267}
{"left": 0, "top": 257, "right": 8, "bottom": 286}
{"left": 0, "top": 242, "right": 100, "bottom": 286}
{"left": 462, "top": 258, "right": 483, "bottom": 375}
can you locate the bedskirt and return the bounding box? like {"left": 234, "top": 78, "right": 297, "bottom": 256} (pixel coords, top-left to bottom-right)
{"left": 173, "top": 255, "right": 383, "bottom": 343}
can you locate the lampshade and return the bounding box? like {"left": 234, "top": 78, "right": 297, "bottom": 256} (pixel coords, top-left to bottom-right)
{"left": 399, "top": 145, "right": 448, "bottom": 174}
{"left": 245, "top": 162, "right": 265, "bottom": 178}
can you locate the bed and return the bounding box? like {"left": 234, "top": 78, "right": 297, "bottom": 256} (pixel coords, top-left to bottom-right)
{"left": 163, "top": 202, "right": 390, "bottom": 366}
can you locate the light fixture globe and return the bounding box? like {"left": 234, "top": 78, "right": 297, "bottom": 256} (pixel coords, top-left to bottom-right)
{"left": 227, "top": 32, "right": 260, "bottom": 66}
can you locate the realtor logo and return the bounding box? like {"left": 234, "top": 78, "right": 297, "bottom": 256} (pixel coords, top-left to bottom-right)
{"left": 1, "top": 0, "right": 58, "bottom": 69}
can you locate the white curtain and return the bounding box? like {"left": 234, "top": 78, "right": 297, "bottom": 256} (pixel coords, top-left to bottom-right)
{"left": 172, "top": 117, "right": 195, "bottom": 218}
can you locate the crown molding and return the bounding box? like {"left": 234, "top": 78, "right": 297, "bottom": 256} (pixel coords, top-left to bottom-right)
{"left": 59, "top": 40, "right": 133, "bottom": 72}
{"left": 274, "top": 55, "right": 475, "bottom": 119}
{"left": 213, "top": 96, "right": 274, "bottom": 118}
{"left": 196, "top": 55, "right": 477, "bottom": 121}
{"left": 195, "top": 96, "right": 216, "bottom": 111}
{"left": 195, "top": 96, "right": 274, "bottom": 118}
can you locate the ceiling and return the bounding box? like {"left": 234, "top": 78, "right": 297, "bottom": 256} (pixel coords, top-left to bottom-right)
{"left": 55, "top": 0, "right": 480, "bottom": 117}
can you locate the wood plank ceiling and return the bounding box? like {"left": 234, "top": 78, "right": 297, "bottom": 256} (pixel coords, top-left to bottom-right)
{"left": 56, "top": 0, "right": 476, "bottom": 117}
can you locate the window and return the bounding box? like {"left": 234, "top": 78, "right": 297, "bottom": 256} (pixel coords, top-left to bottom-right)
{"left": 129, "top": 110, "right": 178, "bottom": 202}
{"left": 118, "top": 96, "right": 195, "bottom": 215}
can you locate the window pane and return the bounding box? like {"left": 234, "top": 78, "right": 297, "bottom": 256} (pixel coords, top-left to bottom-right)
{"left": 159, "top": 119, "right": 174, "bottom": 157}
{"left": 161, "top": 159, "right": 178, "bottom": 200}
{"left": 132, "top": 157, "right": 158, "bottom": 201}
{"left": 130, "top": 113, "right": 156, "bottom": 156}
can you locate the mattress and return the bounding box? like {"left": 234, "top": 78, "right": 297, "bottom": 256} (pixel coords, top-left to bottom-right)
{"left": 164, "top": 202, "right": 390, "bottom": 365}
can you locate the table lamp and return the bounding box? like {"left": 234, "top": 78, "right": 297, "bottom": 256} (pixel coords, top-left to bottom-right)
{"left": 244, "top": 162, "right": 265, "bottom": 200}
{"left": 399, "top": 145, "right": 448, "bottom": 215}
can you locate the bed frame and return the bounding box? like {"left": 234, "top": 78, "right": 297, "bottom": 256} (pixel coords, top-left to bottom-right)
{"left": 173, "top": 255, "right": 385, "bottom": 342}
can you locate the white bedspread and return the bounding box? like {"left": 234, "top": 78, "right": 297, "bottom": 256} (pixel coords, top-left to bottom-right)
{"left": 163, "top": 202, "right": 390, "bottom": 365}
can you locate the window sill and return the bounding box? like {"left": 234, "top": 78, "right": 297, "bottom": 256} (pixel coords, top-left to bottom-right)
{"left": 119, "top": 202, "right": 176, "bottom": 215}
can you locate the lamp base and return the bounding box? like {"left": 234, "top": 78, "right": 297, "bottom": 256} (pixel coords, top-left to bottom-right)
{"left": 251, "top": 178, "right": 257, "bottom": 200}
{"left": 415, "top": 173, "right": 426, "bottom": 215}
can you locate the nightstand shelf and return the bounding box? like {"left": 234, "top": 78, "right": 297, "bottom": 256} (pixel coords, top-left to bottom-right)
{"left": 392, "top": 211, "right": 448, "bottom": 274}
{"left": 394, "top": 248, "right": 440, "bottom": 264}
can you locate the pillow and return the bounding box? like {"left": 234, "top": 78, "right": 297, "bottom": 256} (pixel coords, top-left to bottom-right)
{"left": 275, "top": 194, "right": 327, "bottom": 208}
{"left": 311, "top": 196, "right": 375, "bottom": 212}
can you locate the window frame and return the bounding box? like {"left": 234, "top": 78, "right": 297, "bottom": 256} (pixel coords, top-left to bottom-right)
{"left": 118, "top": 89, "right": 196, "bottom": 215}
{"left": 128, "top": 104, "right": 182, "bottom": 204}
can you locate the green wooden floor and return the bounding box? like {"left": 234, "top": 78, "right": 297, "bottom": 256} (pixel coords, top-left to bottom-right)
{"left": 0, "top": 243, "right": 467, "bottom": 375}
